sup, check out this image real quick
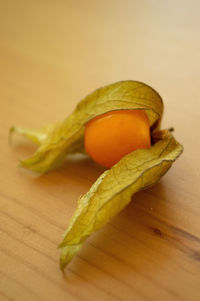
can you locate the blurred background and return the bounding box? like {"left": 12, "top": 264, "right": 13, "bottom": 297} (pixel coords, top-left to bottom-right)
{"left": 1, "top": 0, "right": 199, "bottom": 137}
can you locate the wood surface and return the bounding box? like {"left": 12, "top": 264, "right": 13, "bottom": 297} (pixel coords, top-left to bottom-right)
{"left": 0, "top": 1, "right": 200, "bottom": 300}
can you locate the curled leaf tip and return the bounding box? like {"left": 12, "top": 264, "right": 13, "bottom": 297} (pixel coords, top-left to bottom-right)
{"left": 60, "top": 244, "right": 82, "bottom": 269}
{"left": 9, "top": 123, "right": 58, "bottom": 146}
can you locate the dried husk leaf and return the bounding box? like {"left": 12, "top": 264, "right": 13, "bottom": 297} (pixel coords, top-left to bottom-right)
{"left": 59, "top": 133, "right": 183, "bottom": 268}
{"left": 11, "top": 81, "right": 163, "bottom": 173}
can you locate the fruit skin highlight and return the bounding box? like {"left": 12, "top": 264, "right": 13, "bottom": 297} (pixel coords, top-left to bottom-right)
{"left": 84, "top": 110, "right": 151, "bottom": 168}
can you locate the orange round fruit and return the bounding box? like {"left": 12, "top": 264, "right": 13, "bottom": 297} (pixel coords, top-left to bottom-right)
{"left": 84, "top": 110, "right": 151, "bottom": 168}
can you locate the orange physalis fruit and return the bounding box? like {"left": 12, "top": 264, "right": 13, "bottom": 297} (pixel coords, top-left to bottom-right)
{"left": 84, "top": 110, "right": 151, "bottom": 168}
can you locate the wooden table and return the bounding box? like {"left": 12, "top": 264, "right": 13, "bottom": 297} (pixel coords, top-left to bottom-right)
{"left": 1, "top": 1, "right": 200, "bottom": 300}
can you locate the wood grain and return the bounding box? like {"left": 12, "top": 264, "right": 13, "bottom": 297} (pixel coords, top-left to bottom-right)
{"left": 0, "top": 0, "right": 200, "bottom": 300}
